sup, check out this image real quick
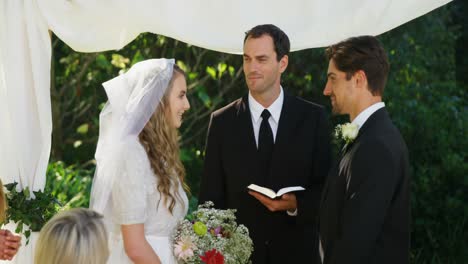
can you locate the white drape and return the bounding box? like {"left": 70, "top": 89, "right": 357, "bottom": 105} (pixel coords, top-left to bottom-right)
{"left": 0, "top": 2, "right": 50, "bottom": 262}
{"left": 0, "top": 0, "right": 452, "bottom": 263}
{"left": 0, "top": 1, "right": 51, "bottom": 190}
{"left": 37, "top": 0, "right": 452, "bottom": 53}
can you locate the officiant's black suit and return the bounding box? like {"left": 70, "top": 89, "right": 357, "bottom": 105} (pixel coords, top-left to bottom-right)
{"left": 199, "top": 93, "right": 331, "bottom": 264}
{"left": 319, "top": 108, "right": 410, "bottom": 264}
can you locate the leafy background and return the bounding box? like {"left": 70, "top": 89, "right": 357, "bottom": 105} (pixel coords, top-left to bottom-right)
{"left": 43, "top": 2, "right": 467, "bottom": 263}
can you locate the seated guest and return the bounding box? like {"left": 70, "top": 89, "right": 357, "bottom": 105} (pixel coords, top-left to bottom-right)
{"left": 35, "top": 208, "right": 109, "bottom": 264}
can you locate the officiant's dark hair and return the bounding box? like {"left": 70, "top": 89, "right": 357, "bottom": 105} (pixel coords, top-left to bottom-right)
{"left": 244, "top": 24, "right": 290, "bottom": 61}
{"left": 326, "top": 35, "right": 389, "bottom": 96}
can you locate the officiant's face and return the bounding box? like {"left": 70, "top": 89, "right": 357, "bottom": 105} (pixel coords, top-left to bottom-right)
{"left": 167, "top": 74, "right": 190, "bottom": 128}
{"left": 243, "top": 35, "right": 286, "bottom": 95}
{"left": 324, "top": 59, "right": 354, "bottom": 115}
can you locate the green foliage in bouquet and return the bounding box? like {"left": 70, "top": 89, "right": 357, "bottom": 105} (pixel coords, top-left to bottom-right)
{"left": 173, "top": 201, "right": 253, "bottom": 264}
{"left": 2, "top": 182, "right": 61, "bottom": 244}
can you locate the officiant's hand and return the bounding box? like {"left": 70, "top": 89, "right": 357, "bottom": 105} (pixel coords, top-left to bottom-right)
{"left": 248, "top": 191, "right": 297, "bottom": 212}
{"left": 0, "top": 229, "right": 21, "bottom": 260}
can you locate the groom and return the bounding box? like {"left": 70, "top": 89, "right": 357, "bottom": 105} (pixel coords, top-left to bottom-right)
{"left": 319, "top": 36, "right": 410, "bottom": 264}
{"left": 199, "top": 24, "right": 331, "bottom": 264}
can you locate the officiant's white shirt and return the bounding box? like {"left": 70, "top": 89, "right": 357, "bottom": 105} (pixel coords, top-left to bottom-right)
{"left": 248, "top": 87, "right": 284, "bottom": 147}
{"left": 248, "top": 87, "right": 298, "bottom": 216}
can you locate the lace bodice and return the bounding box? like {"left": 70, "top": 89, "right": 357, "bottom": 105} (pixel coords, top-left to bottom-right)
{"left": 110, "top": 139, "right": 188, "bottom": 237}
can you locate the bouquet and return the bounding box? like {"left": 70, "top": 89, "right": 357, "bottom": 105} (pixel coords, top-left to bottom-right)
{"left": 172, "top": 201, "right": 253, "bottom": 264}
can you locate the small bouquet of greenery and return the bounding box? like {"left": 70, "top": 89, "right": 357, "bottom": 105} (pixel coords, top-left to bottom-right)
{"left": 2, "top": 182, "right": 61, "bottom": 244}
{"left": 172, "top": 201, "right": 253, "bottom": 264}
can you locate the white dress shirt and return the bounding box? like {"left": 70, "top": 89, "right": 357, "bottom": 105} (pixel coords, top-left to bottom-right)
{"left": 248, "top": 87, "right": 284, "bottom": 147}
{"left": 351, "top": 102, "right": 386, "bottom": 129}
{"left": 248, "top": 87, "right": 297, "bottom": 216}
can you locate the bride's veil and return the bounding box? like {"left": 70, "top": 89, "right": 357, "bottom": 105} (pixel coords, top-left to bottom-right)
{"left": 90, "top": 59, "right": 175, "bottom": 220}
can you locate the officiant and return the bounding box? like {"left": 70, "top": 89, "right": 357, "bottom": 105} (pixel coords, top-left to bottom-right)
{"left": 199, "top": 24, "right": 332, "bottom": 264}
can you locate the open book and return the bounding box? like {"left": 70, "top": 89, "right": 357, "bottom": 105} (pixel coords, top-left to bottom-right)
{"left": 247, "top": 184, "right": 305, "bottom": 199}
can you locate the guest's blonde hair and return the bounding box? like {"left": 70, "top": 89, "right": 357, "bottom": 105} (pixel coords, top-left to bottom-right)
{"left": 35, "top": 208, "right": 109, "bottom": 264}
{"left": 0, "top": 179, "right": 6, "bottom": 222}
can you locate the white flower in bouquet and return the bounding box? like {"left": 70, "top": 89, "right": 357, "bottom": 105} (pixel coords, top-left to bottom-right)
{"left": 172, "top": 201, "right": 253, "bottom": 264}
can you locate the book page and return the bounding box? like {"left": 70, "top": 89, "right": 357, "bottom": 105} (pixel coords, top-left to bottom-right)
{"left": 276, "top": 186, "right": 305, "bottom": 197}
{"left": 247, "top": 184, "right": 305, "bottom": 199}
{"left": 247, "top": 184, "right": 276, "bottom": 199}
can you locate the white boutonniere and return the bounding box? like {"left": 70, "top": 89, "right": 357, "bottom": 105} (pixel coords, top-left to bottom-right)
{"left": 335, "top": 123, "right": 359, "bottom": 145}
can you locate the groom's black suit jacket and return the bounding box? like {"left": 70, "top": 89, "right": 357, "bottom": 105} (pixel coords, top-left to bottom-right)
{"left": 319, "top": 108, "right": 410, "bottom": 264}
{"left": 199, "top": 93, "right": 331, "bottom": 264}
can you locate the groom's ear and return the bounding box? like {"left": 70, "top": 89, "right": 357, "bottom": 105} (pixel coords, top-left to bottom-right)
{"left": 354, "top": 70, "right": 368, "bottom": 90}
{"left": 279, "top": 55, "right": 288, "bottom": 73}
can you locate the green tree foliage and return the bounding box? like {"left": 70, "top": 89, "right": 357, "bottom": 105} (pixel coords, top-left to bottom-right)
{"left": 45, "top": 162, "right": 94, "bottom": 209}
{"left": 379, "top": 6, "right": 467, "bottom": 263}
{"left": 49, "top": 3, "right": 465, "bottom": 263}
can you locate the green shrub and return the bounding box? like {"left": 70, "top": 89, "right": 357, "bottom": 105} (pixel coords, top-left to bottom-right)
{"left": 45, "top": 161, "right": 94, "bottom": 209}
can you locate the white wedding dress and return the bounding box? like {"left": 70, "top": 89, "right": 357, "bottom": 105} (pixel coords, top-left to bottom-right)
{"left": 106, "top": 139, "right": 188, "bottom": 264}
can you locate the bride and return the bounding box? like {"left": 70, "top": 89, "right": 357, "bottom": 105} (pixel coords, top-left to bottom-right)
{"left": 90, "top": 58, "right": 190, "bottom": 263}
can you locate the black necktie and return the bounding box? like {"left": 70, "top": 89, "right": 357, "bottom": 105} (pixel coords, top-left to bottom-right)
{"left": 258, "top": 109, "right": 274, "bottom": 183}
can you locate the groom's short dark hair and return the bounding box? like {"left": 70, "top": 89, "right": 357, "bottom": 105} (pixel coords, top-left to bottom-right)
{"left": 326, "top": 36, "right": 389, "bottom": 96}
{"left": 244, "top": 24, "right": 290, "bottom": 61}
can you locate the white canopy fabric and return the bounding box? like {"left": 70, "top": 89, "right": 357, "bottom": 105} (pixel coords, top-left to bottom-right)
{"left": 38, "top": 0, "right": 452, "bottom": 54}
{"left": 0, "top": 0, "right": 452, "bottom": 263}
{"left": 0, "top": 0, "right": 51, "bottom": 191}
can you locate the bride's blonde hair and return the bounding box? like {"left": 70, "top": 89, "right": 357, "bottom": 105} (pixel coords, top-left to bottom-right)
{"left": 138, "top": 65, "right": 189, "bottom": 214}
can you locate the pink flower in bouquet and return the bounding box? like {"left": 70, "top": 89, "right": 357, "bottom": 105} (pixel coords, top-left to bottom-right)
{"left": 209, "top": 226, "right": 222, "bottom": 236}
{"left": 174, "top": 236, "right": 196, "bottom": 261}
{"left": 200, "top": 249, "right": 224, "bottom": 264}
